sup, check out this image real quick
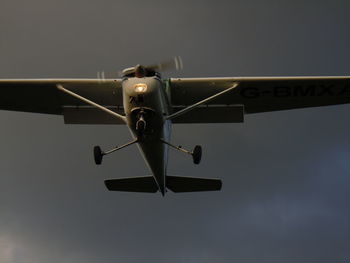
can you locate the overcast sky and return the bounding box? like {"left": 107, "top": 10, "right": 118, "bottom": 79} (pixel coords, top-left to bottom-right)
{"left": 1, "top": 0, "right": 350, "bottom": 262}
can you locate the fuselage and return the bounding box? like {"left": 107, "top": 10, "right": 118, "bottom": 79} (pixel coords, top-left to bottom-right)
{"left": 122, "top": 76, "right": 171, "bottom": 195}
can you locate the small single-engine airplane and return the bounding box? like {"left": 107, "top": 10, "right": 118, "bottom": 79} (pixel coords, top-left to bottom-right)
{"left": 1, "top": 57, "right": 350, "bottom": 195}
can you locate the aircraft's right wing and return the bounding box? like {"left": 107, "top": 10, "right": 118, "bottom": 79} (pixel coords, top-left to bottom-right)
{"left": 169, "top": 76, "right": 350, "bottom": 123}
{"left": 0, "top": 79, "right": 125, "bottom": 124}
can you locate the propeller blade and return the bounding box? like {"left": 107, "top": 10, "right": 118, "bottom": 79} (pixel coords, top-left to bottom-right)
{"left": 97, "top": 70, "right": 120, "bottom": 80}
{"left": 99, "top": 56, "right": 184, "bottom": 79}
{"left": 97, "top": 71, "right": 106, "bottom": 82}
{"left": 147, "top": 56, "right": 183, "bottom": 72}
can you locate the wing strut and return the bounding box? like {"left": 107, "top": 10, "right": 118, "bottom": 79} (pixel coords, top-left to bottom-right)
{"left": 166, "top": 82, "right": 239, "bottom": 121}
{"left": 56, "top": 84, "right": 127, "bottom": 124}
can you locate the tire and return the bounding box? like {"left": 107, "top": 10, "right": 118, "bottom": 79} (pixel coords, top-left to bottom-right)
{"left": 192, "top": 145, "right": 202, "bottom": 165}
{"left": 94, "top": 146, "right": 103, "bottom": 165}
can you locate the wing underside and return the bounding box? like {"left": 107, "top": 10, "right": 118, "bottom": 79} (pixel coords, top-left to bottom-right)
{"left": 169, "top": 76, "right": 350, "bottom": 123}
{"left": 0, "top": 79, "right": 124, "bottom": 124}
{"left": 171, "top": 105, "right": 244, "bottom": 123}
{"left": 1, "top": 77, "right": 350, "bottom": 125}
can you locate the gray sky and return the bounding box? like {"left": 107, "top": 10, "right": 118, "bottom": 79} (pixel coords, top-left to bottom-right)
{"left": 1, "top": 0, "right": 350, "bottom": 262}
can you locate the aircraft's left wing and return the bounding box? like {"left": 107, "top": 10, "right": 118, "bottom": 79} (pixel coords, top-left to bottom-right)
{"left": 169, "top": 76, "right": 350, "bottom": 123}
{"left": 0, "top": 79, "right": 124, "bottom": 124}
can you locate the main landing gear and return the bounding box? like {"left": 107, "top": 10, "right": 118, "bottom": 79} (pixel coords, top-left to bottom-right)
{"left": 93, "top": 139, "right": 138, "bottom": 165}
{"left": 161, "top": 140, "right": 202, "bottom": 165}
{"left": 94, "top": 146, "right": 103, "bottom": 165}
{"left": 93, "top": 107, "right": 202, "bottom": 165}
{"left": 94, "top": 140, "right": 202, "bottom": 165}
{"left": 94, "top": 111, "right": 147, "bottom": 165}
{"left": 192, "top": 145, "right": 202, "bottom": 164}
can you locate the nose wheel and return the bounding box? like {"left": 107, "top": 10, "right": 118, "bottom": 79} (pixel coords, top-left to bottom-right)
{"left": 136, "top": 117, "right": 146, "bottom": 138}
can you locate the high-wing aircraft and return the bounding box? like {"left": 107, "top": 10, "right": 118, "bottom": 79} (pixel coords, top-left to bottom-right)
{"left": 1, "top": 57, "right": 350, "bottom": 195}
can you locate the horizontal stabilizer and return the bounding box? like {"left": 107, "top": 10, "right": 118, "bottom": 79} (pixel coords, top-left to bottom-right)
{"left": 166, "top": 176, "right": 222, "bottom": 193}
{"left": 105, "top": 176, "right": 158, "bottom": 193}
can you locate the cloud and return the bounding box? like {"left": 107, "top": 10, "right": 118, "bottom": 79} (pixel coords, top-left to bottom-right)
{"left": 0, "top": 235, "right": 14, "bottom": 263}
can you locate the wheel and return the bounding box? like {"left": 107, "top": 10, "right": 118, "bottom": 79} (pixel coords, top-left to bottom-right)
{"left": 136, "top": 119, "right": 146, "bottom": 138}
{"left": 136, "top": 119, "right": 146, "bottom": 132}
{"left": 94, "top": 146, "right": 103, "bottom": 165}
{"left": 192, "top": 145, "right": 202, "bottom": 165}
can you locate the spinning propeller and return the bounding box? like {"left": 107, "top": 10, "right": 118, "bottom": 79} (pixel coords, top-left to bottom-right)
{"left": 97, "top": 56, "right": 183, "bottom": 80}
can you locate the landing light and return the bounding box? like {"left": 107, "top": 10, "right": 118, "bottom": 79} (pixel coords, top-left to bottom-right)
{"left": 134, "top": 83, "right": 148, "bottom": 93}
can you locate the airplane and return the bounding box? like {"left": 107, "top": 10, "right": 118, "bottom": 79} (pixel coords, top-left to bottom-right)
{"left": 1, "top": 57, "right": 350, "bottom": 195}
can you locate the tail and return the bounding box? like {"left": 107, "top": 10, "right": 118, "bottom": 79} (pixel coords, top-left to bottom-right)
{"left": 105, "top": 176, "right": 158, "bottom": 193}
{"left": 166, "top": 176, "right": 222, "bottom": 193}
{"left": 104, "top": 175, "right": 222, "bottom": 193}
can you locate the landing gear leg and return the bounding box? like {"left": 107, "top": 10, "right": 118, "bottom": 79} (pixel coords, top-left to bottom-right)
{"left": 161, "top": 140, "right": 202, "bottom": 165}
{"left": 136, "top": 109, "right": 147, "bottom": 138}
{"left": 93, "top": 139, "right": 138, "bottom": 165}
